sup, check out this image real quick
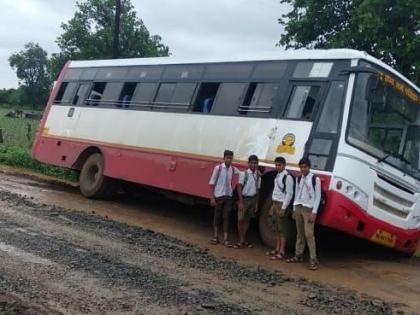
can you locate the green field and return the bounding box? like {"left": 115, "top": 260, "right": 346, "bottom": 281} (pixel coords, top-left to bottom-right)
{"left": 0, "top": 107, "right": 77, "bottom": 181}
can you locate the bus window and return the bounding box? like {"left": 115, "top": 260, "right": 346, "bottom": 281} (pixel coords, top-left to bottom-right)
{"left": 252, "top": 62, "right": 287, "bottom": 80}
{"left": 131, "top": 83, "right": 157, "bottom": 107}
{"left": 285, "top": 85, "right": 320, "bottom": 120}
{"left": 316, "top": 81, "right": 345, "bottom": 133}
{"left": 171, "top": 83, "right": 196, "bottom": 106}
{"left": 54, "top": 82, "right": 69, "bottom": 104}
{"left": 212, "top": 83, "right": 247, "bottom": 115}
{"left": 193, "top": 83, "right": 220, "bottom": 113}
{"left": 154, "top": 83, "right": 176, "bottom": 105}
{"left": 118, "top": 83, "right": 137, "bottom": 108}
{"left": 240, "top": 83, "right": 279, "bottom": 114}
{"left": 72, "top": 83, "right": 90, "bottom": 106}
{"left": 86, "top": 82, "right": 107, "bottom": 106}
{"left": 294, "top": 62, "right": 333, "bottom": 78}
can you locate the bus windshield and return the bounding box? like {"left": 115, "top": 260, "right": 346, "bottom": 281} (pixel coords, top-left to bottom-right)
{"left": 348, "top": 71, "right": 420, "bottom": 180}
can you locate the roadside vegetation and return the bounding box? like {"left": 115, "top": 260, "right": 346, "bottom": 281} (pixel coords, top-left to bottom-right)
{"left": 0, "top": 106, "right": 77, "bottom": 181}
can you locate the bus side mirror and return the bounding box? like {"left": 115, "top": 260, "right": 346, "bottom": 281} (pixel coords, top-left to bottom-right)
{"left": 365, "top": 75, "right": 379, "bottom": 101}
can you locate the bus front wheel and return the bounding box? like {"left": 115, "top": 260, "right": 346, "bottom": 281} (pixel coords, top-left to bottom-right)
{"left": 79, "top": 153, "right": 115, "bottom": 198}
{"left": 258, "top": 197, "right": 296, "bottom": 250}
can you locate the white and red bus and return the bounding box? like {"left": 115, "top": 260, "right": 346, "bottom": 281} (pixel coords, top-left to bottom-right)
{"left": 32, "top": 49, "right": 420, "bottom": 254}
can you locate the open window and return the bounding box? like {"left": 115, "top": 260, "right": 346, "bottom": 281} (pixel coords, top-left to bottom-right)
{"left": 118, "top": 82, "right": 137, "bottom": 107}
{"left": 72, "top": 83, "right": 90, "bottom": 106}
{"left": 193, "top": 83, "right": 220, "bottom": 113}
{"left": 285, "top": 85, "right": 321, "bottom": 120}
{"left": 86, "top": 82, "right": 107, "bottom": 106}
{"left": 239, "top": 83, "right": 280, "bottom": 115}
{"left": 54, "top": 82, "right": 68, "bottom": 104}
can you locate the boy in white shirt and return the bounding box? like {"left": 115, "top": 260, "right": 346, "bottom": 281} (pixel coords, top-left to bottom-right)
{"left": 287, "top": 157, "right": 321, "bottom": 270}
{"left": 209, "top": 150, "right": 239, "bottom": 247}
{"left": 267, "top": 157, "right": 294, "bottom": 260}
{"left": 235, "top": 155, "right": 261, "bottom": 249}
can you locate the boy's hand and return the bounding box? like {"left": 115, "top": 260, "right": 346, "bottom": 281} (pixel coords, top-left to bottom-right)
{"left": 238, "top": 201, "right": 245, "bottom": 212}
{"left": 308, "top": 213, "right": 317, "bottom": 223}
{"left": 254, "top": 203, "right": 259, "bottom": 214}
{"left": 210, "top": 198, "right": 217, "bottom": 207}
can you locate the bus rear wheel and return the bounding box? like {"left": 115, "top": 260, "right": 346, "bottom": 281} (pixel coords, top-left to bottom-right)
{"left": 79, "top": 153, "right": 115, "bottom": 199}
{"left": 258, "top": 197, "right": 296, "bottom": 250}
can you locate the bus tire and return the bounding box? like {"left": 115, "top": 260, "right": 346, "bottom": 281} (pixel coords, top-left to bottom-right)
{"left": 79, "top": 153, "right": 115, "bottom": 199}
{"left": 258, "top": 197, "right": 296, "bottom": 250}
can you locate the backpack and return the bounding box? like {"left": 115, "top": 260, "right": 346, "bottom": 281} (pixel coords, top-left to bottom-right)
{"left": 296, "top": 174, "right": 327, "bottom": 213}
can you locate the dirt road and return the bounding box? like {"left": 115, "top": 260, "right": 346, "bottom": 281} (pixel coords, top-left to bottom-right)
{"left": 0, "top": 170, "right": 418, "bottom": 314}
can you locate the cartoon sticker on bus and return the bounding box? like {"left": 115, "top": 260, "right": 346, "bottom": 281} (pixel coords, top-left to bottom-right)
{"left": 276, "top": 133, "right": 295, "bottom": 155}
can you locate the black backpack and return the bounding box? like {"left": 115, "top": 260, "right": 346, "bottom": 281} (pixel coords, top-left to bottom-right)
{"left": 296, "top": 174, "right": 327, "bottom": 213}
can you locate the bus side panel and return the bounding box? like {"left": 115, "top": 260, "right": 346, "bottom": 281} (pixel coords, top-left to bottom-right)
{"left": 104, "top": 146, "right": 219, "bottom": 198}
{"left": 32, "top": 135, "right": 236, "bottom": 199}
{"left": 318, "top": 190, "right": 420, "bottom": 254}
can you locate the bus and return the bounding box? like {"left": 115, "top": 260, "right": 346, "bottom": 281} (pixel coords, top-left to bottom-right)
{"left": 32, "top": 49, "right": 420, "bottom": 254}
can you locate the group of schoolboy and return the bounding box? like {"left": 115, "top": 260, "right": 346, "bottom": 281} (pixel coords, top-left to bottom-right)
{"left": 209, "top": 150, "right": 321, "bottom": 271}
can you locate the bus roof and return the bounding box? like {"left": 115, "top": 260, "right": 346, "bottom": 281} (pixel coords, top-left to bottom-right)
{"left": 68, "top": 49, "right": 418, "bottom": 92}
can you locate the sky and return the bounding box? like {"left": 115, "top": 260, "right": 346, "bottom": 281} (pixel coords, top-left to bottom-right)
{"left": 0, "top": 0, "right": 290, "bottom": 89}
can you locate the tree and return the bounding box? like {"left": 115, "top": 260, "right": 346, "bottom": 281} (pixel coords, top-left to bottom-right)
{"left": 50, "top": 0, "right": 169, "bottom": 78}
{"left": 279, "top": 0, "right": 420, "bottom": 85}
{"left": 9, "top": 42, "right": 52, "bottom": 108}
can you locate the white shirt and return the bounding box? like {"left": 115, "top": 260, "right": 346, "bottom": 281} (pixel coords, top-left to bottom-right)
{"left": 238, "top": 169, "right": 261, "bottom": 197}
{"left": 272, "top": 170, "right": 294, "bottom": 209}
{"left": 209, "top": 163, "right": 239, "bottom": 198}
{"left": 294, "top": 173, "right": 322, "bottom": 214}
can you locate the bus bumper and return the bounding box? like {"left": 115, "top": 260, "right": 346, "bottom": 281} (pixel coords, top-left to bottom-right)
{"left": 320, "top": 191, "right": 420, "bottom": 255}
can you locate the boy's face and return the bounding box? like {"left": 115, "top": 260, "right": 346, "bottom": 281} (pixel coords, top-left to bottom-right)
{"left": 224, "top": 155, "right": 233, "bottom": 166}
{"left": 248, "top": 160, "right": 258, "bottom": 171}
{"left": 275, "top": 162, "right": 285, "bottom": 172}
{"left": 300, "top": 164, "right": 310, "bottom": 176}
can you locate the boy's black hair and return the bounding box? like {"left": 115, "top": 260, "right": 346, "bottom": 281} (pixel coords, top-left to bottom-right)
{"left": 248, "top": 154, "right": 259, "bottom": 162}
{"left": 223, "top": 150, "right": 234, "bottom": 158}
{"left": 299, "top": 157, "right": 311, "bottom": 167}
{"left": 274, "top": 156, "right": 286, "bottom": 164}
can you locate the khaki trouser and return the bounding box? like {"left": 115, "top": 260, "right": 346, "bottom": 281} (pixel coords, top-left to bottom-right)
{"left": 294, "top": 204, "right": 317, "bottom": 261}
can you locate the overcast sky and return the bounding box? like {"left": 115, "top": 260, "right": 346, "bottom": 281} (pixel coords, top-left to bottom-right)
{"left": 0, "top": 0, "right": 289, "bottom": 89}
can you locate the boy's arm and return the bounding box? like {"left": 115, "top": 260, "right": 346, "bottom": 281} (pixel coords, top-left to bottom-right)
{"left": 209, "top": 166, "right": 218, "bottom": 204}
{"left": 255, "top": 177, "right": 262, "bottom": 212}
{"left": 312, "top": 176, "right": 322, "bottom": 214}
{"left": 282, "top": 175, "right": 294, "bottom": 210}
{"left": 237, "top": 172, "right": 245, "bottom": 210}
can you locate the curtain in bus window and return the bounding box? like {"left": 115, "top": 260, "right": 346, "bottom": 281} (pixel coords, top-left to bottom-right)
{"left": 285, "top": 86, "right": 320, "bottom": 120}
{"left": 316, "top": 81, "right": 345, "bottom": 133}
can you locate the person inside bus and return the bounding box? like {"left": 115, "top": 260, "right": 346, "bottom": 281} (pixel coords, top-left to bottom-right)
{"left": 202, "top": 97, "right": 214, "bottom": 113}
{"left": 287, "top": 157, "right": 321, "bottom": 271}
{"left": 235, "top": 155, "right": 261, "bottom": 249}
{"left": 265, "top": 157, "right": 294, "bottom": 260}
{"left": 209, "top": 150, "right": 239, "bottom": 247}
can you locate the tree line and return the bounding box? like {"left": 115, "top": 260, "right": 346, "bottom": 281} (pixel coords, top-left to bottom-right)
{"left": 5, "top": 0, "right": 169, "bottom": 109}
{"left": 4, "top": 0, "right": 418, "bottom": 109}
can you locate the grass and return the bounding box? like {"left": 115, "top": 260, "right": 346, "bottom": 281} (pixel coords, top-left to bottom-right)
{"left": 0, "top": 107, "right": 77, "bottom": 181}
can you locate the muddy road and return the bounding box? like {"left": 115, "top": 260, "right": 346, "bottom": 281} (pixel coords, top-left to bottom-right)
{"left": 0, "top": 170, "right": 418, "bottom": 314}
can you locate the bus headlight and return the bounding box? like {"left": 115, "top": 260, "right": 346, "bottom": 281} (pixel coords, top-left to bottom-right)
{"left": 333, "top": 177, "right": 368, "bottom": 211}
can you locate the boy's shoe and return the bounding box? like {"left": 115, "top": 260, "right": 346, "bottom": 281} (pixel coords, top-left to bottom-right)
{"left": 309, "top": 259, "right": 319, "bottom": 270}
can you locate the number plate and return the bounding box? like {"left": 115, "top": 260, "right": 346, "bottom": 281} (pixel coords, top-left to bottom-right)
{"left": 370, "top": 229, "right": 396, "bottom": 248}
